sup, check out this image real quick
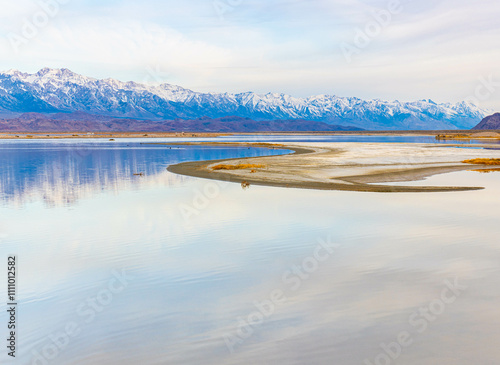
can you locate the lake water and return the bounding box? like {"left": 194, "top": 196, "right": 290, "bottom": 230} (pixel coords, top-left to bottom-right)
{"left": 0, "top": 137, "right": 499, "bottom": 365}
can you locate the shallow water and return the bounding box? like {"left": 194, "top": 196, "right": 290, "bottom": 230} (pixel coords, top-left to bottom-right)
{"left": 0, "top": 138, "right": 499, "bottom": 365}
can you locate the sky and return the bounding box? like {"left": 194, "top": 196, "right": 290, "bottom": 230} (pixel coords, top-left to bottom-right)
{"left": 0, "top": 0, "right": 499, "bottom": 110}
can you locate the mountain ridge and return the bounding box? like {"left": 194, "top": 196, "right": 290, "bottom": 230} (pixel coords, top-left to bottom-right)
{"left": 0, "top": 68, "right": 491, "bottom": 130}
{"left": 472, "top": 113, "right": 500, "bottom": 130}
{"left": 0, "top": 112, "right": 363, "bottom": 132}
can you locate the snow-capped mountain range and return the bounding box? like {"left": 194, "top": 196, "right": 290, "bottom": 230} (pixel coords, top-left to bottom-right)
{"left": 0, "top": 68, "right": 490, "bottom": 130}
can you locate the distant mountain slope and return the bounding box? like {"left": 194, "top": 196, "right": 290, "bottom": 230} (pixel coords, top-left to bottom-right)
{"left": 0, "top": 68, "right": 490, "bottom": 130}
{"left": 0, "top": 113, "right": 362, "bottom": 132}
{"left": 472, "top": 113, "right": 500, "bottom": 130}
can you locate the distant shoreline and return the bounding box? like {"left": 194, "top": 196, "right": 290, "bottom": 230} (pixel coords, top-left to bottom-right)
{"left": 0, "top": 132, "right": 228, "bottom": 139}
{"left": 0, "top": 130, "right": 498, "bottom": 140}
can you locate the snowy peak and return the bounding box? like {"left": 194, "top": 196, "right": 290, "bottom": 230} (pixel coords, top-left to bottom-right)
{"left": 0, "top": 68, "right": 491, "bottom": 130}
{"left": 2, "top": 69, "right": 26, "bottom": 77}
{"left": 35, "top": 67, "right": 75, "bottom": 78}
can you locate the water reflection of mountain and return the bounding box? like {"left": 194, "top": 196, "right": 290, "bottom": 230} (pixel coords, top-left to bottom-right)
{"left": 0, "top": 142, "right": 284, "bottom": 207}
{"left": 0, "top": 144, "right": 180, "bottom": 207}
{"left": 0, "top": 141, "right": 282, "bottom": 207}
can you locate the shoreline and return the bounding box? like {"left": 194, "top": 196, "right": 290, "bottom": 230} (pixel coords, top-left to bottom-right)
{"left": 165, "top": 142, "right": 500, "bottom": 193}
{"left": 0, "top": 130, "right": 499, "bottom": 140}
{"left": 0, "top": 132, "right": 228, "bottom": 139}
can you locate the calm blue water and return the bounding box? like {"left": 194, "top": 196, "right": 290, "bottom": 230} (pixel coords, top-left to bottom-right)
{"left": 0, "top": 140, "right": 287, "bottom": 207}
{"left": 0, "top": 138, "right": 500, "bottom": 365}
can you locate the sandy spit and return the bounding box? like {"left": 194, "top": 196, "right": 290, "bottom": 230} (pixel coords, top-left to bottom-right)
{"left": 165, "top": 142, "right": 500, "bottom": 193}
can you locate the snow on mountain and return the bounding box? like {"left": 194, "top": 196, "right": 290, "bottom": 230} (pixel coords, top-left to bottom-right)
{"left": 0, "top": 68, "right": 490, "bottom": 130}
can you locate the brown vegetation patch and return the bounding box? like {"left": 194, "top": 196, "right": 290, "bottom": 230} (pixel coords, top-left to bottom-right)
{"left": 436, "top": 132, "right": 500, "bottom": 140}
{"left": 212, "top": 163, "right": 266, "bottom": 171}
{"left": 463, "top": 158, "right": 500, "bottom": 165}
{"left": 436, "top": 134, "right": 471, "bottom": 140}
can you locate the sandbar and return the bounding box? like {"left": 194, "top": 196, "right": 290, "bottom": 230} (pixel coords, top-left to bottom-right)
{"left": 166, "top": 142, "right": 500, "bottom": 193}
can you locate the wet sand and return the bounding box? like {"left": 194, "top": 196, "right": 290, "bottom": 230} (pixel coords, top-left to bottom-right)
{"left": 167, "top": 142, "right": 500, "bottom": 193}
